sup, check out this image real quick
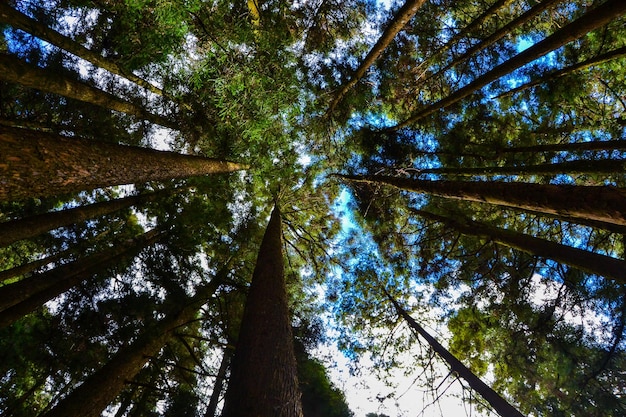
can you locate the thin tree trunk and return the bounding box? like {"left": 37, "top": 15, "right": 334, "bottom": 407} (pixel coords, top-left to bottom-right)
{"left": 414, "top": 158, "right": 626, "bottom": 177}
{"left": 0, "top": 53, "right": 177, "bottom": 129}
{"left": 40, "top": 277, "right": 223, "bottom": 417}
{"left": 0, "top": 229, "right": 166, "bottom": 329}
{"left": 497, "top": 139, "right": 626, "bottom": 155}
{"left": 413, "top": 209, "right": 626, "bottom": 283}
{"left": 327, "top": 0, "right": 427, "bottom": 114}
{"left": 0, "top": 4, "right": 164, "bottom": 97}
{"left": 0, "top": 189, "right": 169, "bottom": 247}
{"left": 0, "top": 126, "right": 244, "bottom": 202}
{"left": 221, "top": 206, "right": 304, "bottom": 417}
{"left": 391, "top": 0, "right": 626, "bottom": 129}
{"left": 383, "top": 289, "right": 526, "bottom": 417}
{"left": 0, "top": 249, "right": 69, "bottom": 284}
{"left": 204, "top": 348, "right": 231, "bottom": 417}
{"left": 338, "top": 174, "right": 626, "bottom": 227}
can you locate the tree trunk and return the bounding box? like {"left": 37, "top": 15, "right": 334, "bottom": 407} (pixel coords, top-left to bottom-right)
{"left": 0, "top": 3, "right": 164, "bottom": 97}
{"left": 0, "top": 229, "right": 166, "bottom": 329}
{"left": 413, "top": 209, "right": 626, "bottom": 283}
{"left": 40, "top": 277, "right": 223, "bottom": 417}
{"left": 221, "top": 206, "right": 304, "bottom": 417}
{"left": 0, "top": 190, "right": 169, "bottom": 247}
{"left": 0, "top": 126, "right": 244, "bottom": 202}
{"left": 339, "top": 174, "right": 626, "bottom": 227}
{"left": 0, "top": 249, "right": 68, "bottom": 284}
{"left": 204, "top": 348, "right": 231, "bottom": 417}
{"left": 327, "top": 0, "right": 427, "bottom": 114}
{"left": 498, "top": 139, "right": 626, "bottom": 155}
{"left": 392, "top": 0, "right": 626, "bottom": 129}
{"left": 384, "top": 290, "right": 526, "bottom": 417}
{"left": 414, "top": 158, "right": 626, "bottom": 177}
{"left": 0, "top": 53, "right": 177, "bottom": 129}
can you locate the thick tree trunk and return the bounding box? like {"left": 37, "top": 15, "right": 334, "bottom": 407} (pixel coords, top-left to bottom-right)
{"left": 498, "top": 139, "right": 626, "bottom": 155}
{"left": 327, "top": 0, "right": 427, "bottom": 114}
{"left": 221, "top": 206, "right": 304, "bottom": 417}
{"left": 40, "top": 277, "right": 223, "bottom": 417}
{"left": 0, "top": 229, "right": 166, "bottom": 329}
{"left": 0, "top": 126, "right": 244, "bottom": 202}
{"left": 339, "top": 174, "right": 626, "bottom": 227}
{"left": 0, "top": 190, "right": 168, "bottom": 247}
{"left": 413, "top": 209, "right": 626, "bottom": 283}
{"left": 0, "top": 4, "right": 164, "bottom": 97}
{"left": 392, "top": 0, "right": 626, "bottom": 129}
{"left": 414, "top": 158, "right": 626, "bottom": 177}
{"left": 0, "top": 53, "right": 177, "bottom": 129}
{"left": 384, "top": 290, "right": 526, "bottom": 417}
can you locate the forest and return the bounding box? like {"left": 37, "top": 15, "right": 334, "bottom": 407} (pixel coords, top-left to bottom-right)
{"left": 0, "top": 0, "right": 625, "bottom": 416}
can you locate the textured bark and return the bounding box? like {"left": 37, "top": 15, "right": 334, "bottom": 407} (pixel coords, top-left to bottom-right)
{"left": 414, "top": 158, "right": 626, "bottom": 177}
{"left": 0, "top": 229, "right": 165, "bottom": 329}
{"left": 0, "top": 4, "right": 163, "bottom": 97}
{"left": 0, "top": 190, "right": 167, "bottom": 247}
{"left": 0, "top": 249, "right": 68, "bottom": 284}
{"left": 498, "top": 139, "right": 626, "bottom": 154}
{"left": 385, "top": 290, "right": 526, "bottom": 417}
{"left": 221, "top": 207, "right": 304, "bottom": 417}
{"left": 0, "top": 126, "right": 244, "bottom": 201}
{"left": 40, "top": 277, "right": 223, "bottom": 417}
{"left": 413, "top": 209, "right": 626, "bottom": 283}
{"left": 339, "top": 174, "right": 626, "bottom": 227}
{"left": 327, "top": 0, "right": 427, "bottom": 114}
{"left": 498, "top": 45, "right": 626, "bottom": 98}
{"left": 0, "top": 53, "right": 177, "bottom": 129}
{"left": 392, "top": 0, "right": 626, "bottom": 129}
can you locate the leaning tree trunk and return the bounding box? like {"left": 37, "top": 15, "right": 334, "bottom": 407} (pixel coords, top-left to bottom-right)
{"left": 391, "top": 0, "right": 626, "bottom": 129}
{"left": 0, "top": 53, "right": 177, "bottom": 129}
{"left": 0, "top": 189, "right": 170, "bottom": 247}
{"left": 204, "top": 348, "right": 232, "bottom": 417}
{"left": 221, "top": 206, "right": 304, "bottom": 417}
{"left": 327, "top": 0, "right": 427, "bottom": 114}
{"left": 40, "top": 276, "right": 223, "bottom": 417}
{"left": 338, "top": 174, "right": 626, "bottom": 227}
{"left": 0, "top": 249, "right": 69, "bottom": 284}
{"left": 497, "top": 139, "right": 626, "bottom": 155}
{"left": 0, "top": 126, "right": 244, "bottom": 201}
{"left": 413, "top": 209, "right": 626, "bottom": 283}
{"left": 383, "top": 289, "right": 526, "bottom": 417}
{"left": 0, "top": 229, "right": 166, "bottom": 329}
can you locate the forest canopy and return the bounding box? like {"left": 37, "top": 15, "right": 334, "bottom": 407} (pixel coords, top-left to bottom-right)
{"left": 0, "top": 0, "right": 625, "bottom": 416}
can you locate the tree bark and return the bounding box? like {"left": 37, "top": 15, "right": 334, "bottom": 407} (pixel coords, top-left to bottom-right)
{"left": 327, "top": 0, "right": 427, "bottom": 114}
{"left": 40, "top": 276, "right": 223, "bottom": 417}
{"left": 391, "top": 0, "right": 626, "bottom": 129}
{"left": 339, "top": 174, "right": 626, "bottom": 227}
{"left": 0, "top": 53, "right": 177, "bottom": 129}
{"left": 384, "top": 290, "right": 526, "bottom": 417}
{"left": 0, "top": 190, "right": 168, "bottom": 247}
{"left": 221, "top": 206, "right": 304, "bottom": 417}
{"left": 0, "top": 3, "right": 164, "bottom": 97}
{"left": 497, "top": 139, "right": 626, "bottom": 155}
{"left": 0, "top": 249, "right": 68, "bottom": 284}
{"left": 0, "top": 229, "right": 166, "bottom": 329}
{"left": 413, "top": 209, "right": 626, "bottom": 283}
{"left": 203, "top": 348, "right": 231, "bottom": 417}
{"left": 0, "top": 126, "right": 244, "bottom": 202}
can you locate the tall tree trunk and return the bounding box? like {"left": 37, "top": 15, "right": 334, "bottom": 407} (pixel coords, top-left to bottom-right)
{"left": 497, "top": 46, "right": 626, "bottom": 98}
{"left": 0, "top": 249, "right": 69, "bottom": 284}
{"left": 0, "top": 53, "right": 177, "bottom": 129}
{"left": 221, "top": 206, "right": 304, "bottom": 417}
{"left": 0, "top": 126, "right": 244, "bottom": 202}
{"left": 414, "top": 158, "right": 626, "bottom": 177}
{"left": 383, "top": 289, "right": 526, "bottom": 417}
{"left": 0, "top": 189, "right": 169, "bottom": 247}
{"left": 497, "top": 139, "right": 626, "bottom": 155}
{"left": 40, "top": 277, "right": 223, "bottom": 417}
{"left": 391, "top": 0, "right": 626, "bottom": 129}
{"left": 0, "top": 229, "right": 166, "bottom": 329}
{"left": 338, "top": 174, "right": 626, "bottom": 227}
{"left": 413, "top": 209, "right": 626, "bottom": 283}
{"left": 0, "top": 4, "right": 164, "bottom": 97}
{"left": 327, "top": 0, "right": 427, "bottom": 114}
{"left": 204, "top": 348, "right": 231, "bottom": 417}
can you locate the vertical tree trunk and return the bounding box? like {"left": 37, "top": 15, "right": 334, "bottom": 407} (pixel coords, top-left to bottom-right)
{"left": 412, "top": 209, "right": 626, "bottom": 283}
{"left": 392, "top": 0, "right": 626, "bottom": 129}
{"left": 40, "top": 277, "right": 223, "bottom": 417}
{"left": 0, "top": 126, "right": 244, "bottom": 202}
{"left": 221, "top": 206, "right": 304, "bottom": 417}
{"left": 339, "top": 174, "right": 626, "bottom": 227}
{"left": 204, "top": 348, "right": 231, "bottom": 417}
{"left": 384, "top": 290, "right": 526, "bottom": 417}
{"left": 0, "top": 229, "right": 166, "bottom": 329}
